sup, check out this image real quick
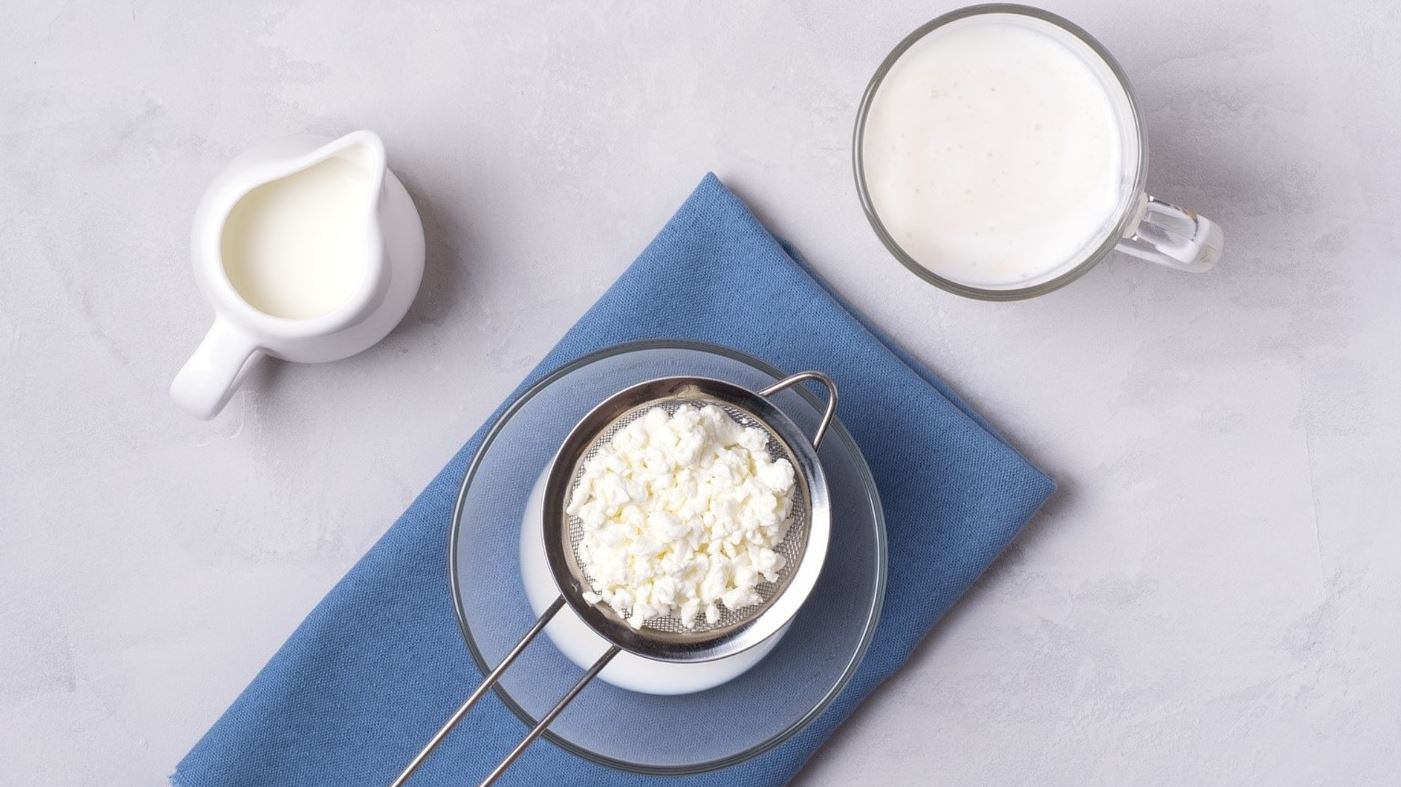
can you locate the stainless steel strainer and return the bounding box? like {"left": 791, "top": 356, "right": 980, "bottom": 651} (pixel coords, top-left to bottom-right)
{"left": 392, "top": 371, "right": 837, "bottom": 787}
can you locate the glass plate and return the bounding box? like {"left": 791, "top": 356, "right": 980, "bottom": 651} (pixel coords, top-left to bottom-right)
{"left": 450, "top": 340, "right": 887, "bottom": 774}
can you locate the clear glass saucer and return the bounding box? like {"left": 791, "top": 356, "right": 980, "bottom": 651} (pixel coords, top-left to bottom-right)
{"left": 450, "top": 340, "right": 886, "bottom": 774}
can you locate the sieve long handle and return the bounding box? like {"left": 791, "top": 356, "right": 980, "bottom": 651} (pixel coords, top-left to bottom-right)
{"left": 479, "top": 645, "right": 621, "bottom": 786}
{"left": 391, "top": 596, "right": 566, "bottom": 787}
{"left": 760, "top": 371, "right": 839, "bottom": 448}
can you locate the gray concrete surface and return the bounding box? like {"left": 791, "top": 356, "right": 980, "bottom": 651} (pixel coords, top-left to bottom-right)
{"left": 3, "top": 1, "right": 1399, "bottom": 784}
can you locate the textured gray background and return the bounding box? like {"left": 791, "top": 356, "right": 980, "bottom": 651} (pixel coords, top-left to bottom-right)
{"left": 3, "top": 1, "right": 1399, "bottom": 784}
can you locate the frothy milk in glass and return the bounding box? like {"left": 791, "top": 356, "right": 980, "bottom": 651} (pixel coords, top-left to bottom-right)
{"left": 861, "top": 16, "right": 1128, "bottom": 288}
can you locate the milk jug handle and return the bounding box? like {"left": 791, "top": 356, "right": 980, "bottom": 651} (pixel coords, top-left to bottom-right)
{"left": 171, "top": 319, "right": 261, "bottom": 419}
{"left": 1114, "top": 194, "right": 1224, "bottom": 273}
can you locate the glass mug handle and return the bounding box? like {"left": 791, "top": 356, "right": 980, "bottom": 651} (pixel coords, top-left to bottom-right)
{"left": 1115, "top": 193, "right": 1224, "bottom": 273}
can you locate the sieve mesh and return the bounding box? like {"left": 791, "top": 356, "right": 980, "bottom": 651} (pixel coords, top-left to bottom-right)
{"left": 562, "top": 396, "right": 810, "bottom": 638}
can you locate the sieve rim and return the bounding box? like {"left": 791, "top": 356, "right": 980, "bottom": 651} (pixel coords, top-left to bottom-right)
{"left": 558, "top": 393, "right": 811, "bottom": 638}
{"left": 542, "top": 375, "right": 832, "bottom": 663}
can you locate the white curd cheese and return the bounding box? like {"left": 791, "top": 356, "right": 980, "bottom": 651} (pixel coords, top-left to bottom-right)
{"left": 566, "top": 404, "right": 797, "bottom": 629}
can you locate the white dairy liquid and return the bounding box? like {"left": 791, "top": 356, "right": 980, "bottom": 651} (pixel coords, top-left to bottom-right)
{"left": 862, "top": 16, "right": 1129, "bottom": 288}
{"left": 221, "top": 156, "right": 373, "bottom": 319}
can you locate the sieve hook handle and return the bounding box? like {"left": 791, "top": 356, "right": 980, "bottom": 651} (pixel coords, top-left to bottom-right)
{"left": 760, "top": 371, "right": 839, "bottom": 448}
{"left": 392, "top": 596, "right": 617, "bottom": 787}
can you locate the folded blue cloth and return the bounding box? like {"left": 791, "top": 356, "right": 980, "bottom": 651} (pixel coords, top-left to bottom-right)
{"left": 174, "top": 174, "right": 1054, "bottom": 786}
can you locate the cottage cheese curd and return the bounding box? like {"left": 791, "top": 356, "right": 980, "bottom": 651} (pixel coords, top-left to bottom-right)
{"left": 566, "top": 404, "right": 797, "bottom": 629}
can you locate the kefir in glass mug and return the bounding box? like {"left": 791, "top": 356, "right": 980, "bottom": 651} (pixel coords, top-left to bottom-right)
{"left": 853, "top": 4, "right": 1223, "bottom": 300}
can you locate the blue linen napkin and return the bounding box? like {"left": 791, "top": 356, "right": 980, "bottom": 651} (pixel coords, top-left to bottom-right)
{"left": 173, "top": 174, "right": 1054, "bottom": 786}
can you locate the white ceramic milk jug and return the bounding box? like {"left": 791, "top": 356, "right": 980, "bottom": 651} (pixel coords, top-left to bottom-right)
{"left": 171, "top": 131, "right": 424, "bottom": 419}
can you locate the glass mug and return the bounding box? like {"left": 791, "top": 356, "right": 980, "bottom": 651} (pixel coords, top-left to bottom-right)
{"left": 853, "top": 4, "right": 1223, "bottom": 300}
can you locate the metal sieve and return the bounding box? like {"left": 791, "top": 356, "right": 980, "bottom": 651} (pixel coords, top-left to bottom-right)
{"left": 393, "top": 371, "right": 836, "bottom": 787}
